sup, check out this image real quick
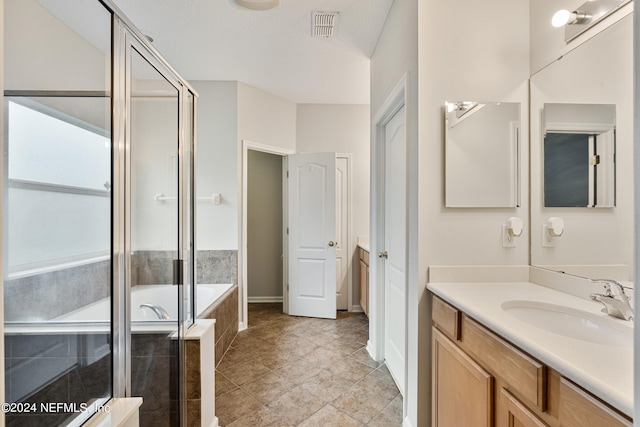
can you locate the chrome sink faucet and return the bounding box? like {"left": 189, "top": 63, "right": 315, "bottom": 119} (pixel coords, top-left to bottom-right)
{"left": 589, "top": 279, "right": 634, "bottom": 321}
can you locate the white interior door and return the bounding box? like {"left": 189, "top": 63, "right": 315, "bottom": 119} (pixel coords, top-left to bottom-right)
{"left": 383, "top": 105, "right": 407, "bottom": 395}
{"left": 288, "top": 152, "right": 337, "bottom": 319}
{"left": 336, "top": 156, "right": 349, "bottom": 310}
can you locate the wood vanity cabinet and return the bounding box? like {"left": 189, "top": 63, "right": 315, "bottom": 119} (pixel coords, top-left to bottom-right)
{"left": 358, "top": 247, "right": 369, "bottom": 316}
{"left": 431, "top": 295, "right": 632, "bottom": 427}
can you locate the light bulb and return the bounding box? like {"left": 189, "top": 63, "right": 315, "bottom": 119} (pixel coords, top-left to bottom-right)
{"left": 552, "top": 9, "right": 574, "bottom": 27}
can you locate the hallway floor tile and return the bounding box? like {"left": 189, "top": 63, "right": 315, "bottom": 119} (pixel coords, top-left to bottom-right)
{"left": 215, "top": 303, "right": 403, "bottom": 426}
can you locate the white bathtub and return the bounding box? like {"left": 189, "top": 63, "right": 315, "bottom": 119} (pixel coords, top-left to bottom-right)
{"left": 54, "top": 283, "right": 234, "bottom": 322}
{"left": 4, "top": 283, "right": 234, "bottom": 335}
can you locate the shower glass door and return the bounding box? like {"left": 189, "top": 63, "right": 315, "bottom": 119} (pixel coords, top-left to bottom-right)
{"left": 128, "top": 39, "right": 184, "bottom": 425}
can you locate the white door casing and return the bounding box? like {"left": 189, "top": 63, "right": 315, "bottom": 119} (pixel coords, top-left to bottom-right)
{"left": 288, "top": 152, "right": 337, "bottom": 319}
{"left": 336, "top": 156, "right": 349, "bottom": 310}
{"left": 382, "top": 105, "right": 407, "bottom": 395}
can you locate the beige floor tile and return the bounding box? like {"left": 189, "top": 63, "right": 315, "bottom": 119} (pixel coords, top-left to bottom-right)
{"left": 215, "top": 371, "right": 238, "bottom": 397}
{"left": 240, "top": 372, "right": 295, "bottom": 405}
{"left": 368, "top": 394, "right": 403, "bottom": 426}
{"left": 215, "top": 304, "right": 402, "bottom": 426}
{"left": 271, "top": 357, "right": 324, "bottom": 385}
{"left": 356, "top": 367, "right": 401, "bottom": 401}
{"left": 300, "top": 369, "right": 354, "bottom": 402}
{"left": 215, "top": 388, "right": 264, "bottom": 426}
{"left": 267, "top": 386, "right": 326, "bottom": 426}
{"left": 347, "top": 347, "right": 382, "bottom": 369}
{"left": 218, "top": 358, "right": 271, "bottom": 386}
{"left": 332, "top": 384, "right": 395, "bottom": 424}
{"left": 326, "top": 356, "right": 375, "bottom": 384}
{"left": 297, "top": 404, "right": 363, "bottom": 427}
{"left": 227, "top": 406, "right": 291, "bottom": 427}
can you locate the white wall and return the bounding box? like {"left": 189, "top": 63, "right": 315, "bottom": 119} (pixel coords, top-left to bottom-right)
{"left": 4, "top": 0, "right": 108, "bottom": 91}
{"left": 296, "top": 104, "right": 370, "bottom": 306}
{"left": 238, "top": 82, "right": 297, "bottom": 152}
{"left": 416, "top": 0, "right": 530, "bottom": 425}
{"left": 370, "top": 0, "right": 419, "bottom": 424}
{"left": 193, "top": 81, "right": 239, "bottom": 250}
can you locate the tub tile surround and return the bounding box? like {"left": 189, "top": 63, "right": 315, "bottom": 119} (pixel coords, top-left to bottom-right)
{"left": 197, "top": 250, "right": 238, "bottom": 285}
{"left": 183, "top": 319, "right": 216, "bottom": 427}
{"left": 201, "top": 285, "right": 238, "bottom": 367}
{"left": 215, "top": 303, "right": 403, "bottom": 426}
{"left": 427, "top": 264, "right": 634, "bottom": 417}
{"left": 4, "top": 260, "right": 110, "bottom": 321}
{"left": 3, "top": 250, "right": 237, "bottom": 322}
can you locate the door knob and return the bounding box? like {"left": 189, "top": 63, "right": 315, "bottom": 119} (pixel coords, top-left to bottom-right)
{"left": 328, "top": 241, "right": 336, "bottom": 247}
{"left": 378, "top": 251, "right": 388, "bottom": 259}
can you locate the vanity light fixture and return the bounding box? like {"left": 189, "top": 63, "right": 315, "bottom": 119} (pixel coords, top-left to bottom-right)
{"left": 233, "top": 0, "right": 280, "bottom": 11}
{"left": 551, "top": 0, "right": 629, "bottom": 43}
{"left": 551, "top": 9, "right": 591, "bottom": 28}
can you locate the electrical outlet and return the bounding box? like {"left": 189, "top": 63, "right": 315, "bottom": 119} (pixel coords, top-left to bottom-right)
{"left": 542, "top": 224, "right": 555, "bottom": 247}
{"left": 502, "top": 224, "right": 516, "bottom": 248}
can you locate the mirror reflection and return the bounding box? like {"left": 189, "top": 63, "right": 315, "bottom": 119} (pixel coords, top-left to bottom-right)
{"left": 543, "top": 103, "right": 616, "bottom": 208}
{"left": 530, "top": 14, "right": 633, "bottom": 280}
{"left": 445, "top": 101, "right": 520, "bottom": 208}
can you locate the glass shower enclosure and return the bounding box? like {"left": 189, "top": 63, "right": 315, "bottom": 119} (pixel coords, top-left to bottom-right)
{"left": 3, "top": 0, "right": 197, "bottom": 425}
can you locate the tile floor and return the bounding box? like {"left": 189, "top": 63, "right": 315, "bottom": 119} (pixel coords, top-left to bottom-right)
{"left": 215, "top": 303, "right": 403, "bottom": 426}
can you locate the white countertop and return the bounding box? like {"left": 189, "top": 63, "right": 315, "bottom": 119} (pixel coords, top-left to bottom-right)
{"left": 427, "top": 281, "right": 633, "bottom": 417}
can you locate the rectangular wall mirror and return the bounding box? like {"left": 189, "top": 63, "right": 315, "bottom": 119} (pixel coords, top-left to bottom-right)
{"left": 543, "top": 103, "right": 616, "bottom": 208}
{"left": 529, "top": 13, "right": 632, "bottom": 280}
{"left": 444, "top": 101, "right": 520, "bottom": 208}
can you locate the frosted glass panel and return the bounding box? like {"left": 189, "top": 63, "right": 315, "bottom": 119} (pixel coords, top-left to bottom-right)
{"left": 8, "top": 100, "right": 110, "bottom": 191}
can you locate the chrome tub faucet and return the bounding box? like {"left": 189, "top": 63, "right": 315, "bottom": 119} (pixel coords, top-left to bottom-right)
{"left": 590, "top": 279, "right": 634, "bottom": 321}
{"left": 140, "top": 303, "right": 171, "bottom": 320}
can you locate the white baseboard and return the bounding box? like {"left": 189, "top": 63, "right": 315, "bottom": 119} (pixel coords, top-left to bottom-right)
{"left": 247, "top": 296, "right": 283, "bottom": 303}
{"left": 351, "top": 304, "right": 364, "bottom": 312}
{"left": 403, "top": 416, "right": 413, "bottom": 427}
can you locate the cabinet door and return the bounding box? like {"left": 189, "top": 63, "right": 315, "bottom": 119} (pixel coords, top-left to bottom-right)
{"left": 433, "top": 328, "right": 493, "bottom": 427}
{"left": 502, "top": 388, "right": 548, "bottom": 427}
{"left": 359, "top": 258, "right": 368, "bottom": 315}
{"left": 559, "top": 378, "right": 632, "bottom": 427}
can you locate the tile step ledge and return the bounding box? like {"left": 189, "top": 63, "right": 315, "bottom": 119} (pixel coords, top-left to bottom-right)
{"left": 84, "top": 398, "right": 143, "bottom": 427}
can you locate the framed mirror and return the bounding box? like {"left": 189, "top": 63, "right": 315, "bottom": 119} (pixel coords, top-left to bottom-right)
{"left": 530, "top": 14, "right": 632, "bottom": 280}
{"left": 543, "top": 103, "right": 616, "bottom": 208}
{"left": 445, "top": 101, "right": 520, "bottom": 208}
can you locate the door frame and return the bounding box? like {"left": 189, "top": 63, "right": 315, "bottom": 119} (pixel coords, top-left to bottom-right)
{"left": 336, "top": 153, "right": 354, "bottom": 312}
{"left": 240, "top": 143, "right": 355, "bottom": 328}
{"left": 240, "top": 140, "right": 294, "bottom": 330}
{"left": 369, "top": 74, "right": 409, "bottom": 393}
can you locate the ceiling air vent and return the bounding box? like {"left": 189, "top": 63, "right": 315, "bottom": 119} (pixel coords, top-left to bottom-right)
{"left": 312, "top": 11, "right": 339, "bottom": 38}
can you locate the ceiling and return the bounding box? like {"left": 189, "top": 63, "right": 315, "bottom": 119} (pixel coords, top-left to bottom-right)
{"left": 110, "top": 0, "right": 394, "bottom": 104}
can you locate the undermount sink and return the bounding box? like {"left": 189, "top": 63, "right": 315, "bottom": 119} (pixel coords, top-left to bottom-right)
{"left": 501, "top": 300, "right": 633, "bottom": 348}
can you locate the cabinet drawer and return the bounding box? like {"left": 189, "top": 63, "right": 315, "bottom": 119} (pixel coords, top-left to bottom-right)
{"left": 558, "top": 378, "right": 631, "bottom": 427}
{"left": 462, "top": 316, "right": 546, "bottom": 411}
{"left": 432, "top": 297, "right": 460, "bottom": 340}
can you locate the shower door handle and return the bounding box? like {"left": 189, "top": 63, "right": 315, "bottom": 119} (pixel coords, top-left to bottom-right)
{"left": 173, "top": 259, "right": 183, "bottom": 286}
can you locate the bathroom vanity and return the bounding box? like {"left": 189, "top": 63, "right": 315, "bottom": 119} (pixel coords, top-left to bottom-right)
{"left": 428, "top": 277, "right": 632, "bottom": 427}
{"left": 358, "top": 245, "right": 370, "bottom": 316}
